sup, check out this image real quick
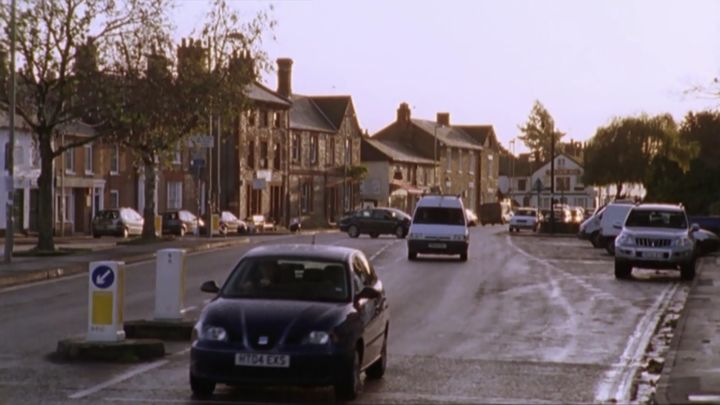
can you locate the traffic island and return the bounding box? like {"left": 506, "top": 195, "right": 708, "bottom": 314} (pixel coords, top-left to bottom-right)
{"left": 124, "top": 319, "right": 195, "bottom": 341}
{"left": 56, "top": 337, "right": 165, "bottom": 362}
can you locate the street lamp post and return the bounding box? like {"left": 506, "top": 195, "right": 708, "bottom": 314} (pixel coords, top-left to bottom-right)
{"left": 4, "top": 0, "right": 16, "bottom": 262}
{"left": 549, "top": 125, "right": 555, "bottom": 235}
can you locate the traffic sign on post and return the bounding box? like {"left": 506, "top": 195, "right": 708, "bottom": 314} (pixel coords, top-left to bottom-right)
{"left": 186, "top": 135, "right": 214, "bottom": 148}
{"left": 87, "top": 261, "right": 126, "bottom": 342}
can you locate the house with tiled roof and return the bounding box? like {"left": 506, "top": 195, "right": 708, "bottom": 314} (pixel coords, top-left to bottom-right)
{"left": 360, "top": 137, "right": 436, "bottom": 213}
{"left": 276, "top": 59, "right": 364, "bottom": 227}
{"left": 365, "top": 103, "right": 500, "bottom": 213}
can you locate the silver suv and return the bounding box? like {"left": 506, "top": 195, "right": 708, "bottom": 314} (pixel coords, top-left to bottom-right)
{"left": 614, "top": 204, "right": 698, "bottom": 280}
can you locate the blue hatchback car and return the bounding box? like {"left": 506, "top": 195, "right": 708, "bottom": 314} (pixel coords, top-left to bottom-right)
{"left": 190, "top": 244, "right": 390, "bottom": 400}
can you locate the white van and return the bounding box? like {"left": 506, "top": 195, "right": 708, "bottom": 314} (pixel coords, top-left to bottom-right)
{"left": 599, "top": 201, "right": 635, "bottom": 254}
{"left": 407, "top": 195, "right": 469, "bottom": 261}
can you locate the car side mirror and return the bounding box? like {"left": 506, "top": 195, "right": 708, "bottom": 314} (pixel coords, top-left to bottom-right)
{"left": 613, "top": 221, "right": 622, "bottom": 230}
{"left": 691, "top": 223, "right": 700, "bottom": 233}
{"left": 201, "top": 280, "right": 220, "bottom": 294}
{"left": 355, "top": 286, "right": 381, "bottom": 301}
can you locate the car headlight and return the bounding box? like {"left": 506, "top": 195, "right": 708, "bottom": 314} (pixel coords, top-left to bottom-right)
{"left": 616, "top": 234, "right": 635, "bottom": 246}
{"left": 672, "top": 237, "right": 692, "bottom": 247}
{"left": 451, "top": 234, "right": 468, "bottom": 241}
{"left": 196, "top": 324, "right": 228, "bottom": 342}
{"left": 302, "top": 331, "right": 333, "bottom": 345}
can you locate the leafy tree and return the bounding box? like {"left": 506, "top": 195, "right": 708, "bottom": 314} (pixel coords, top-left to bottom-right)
{"left": 0, "top": 0, "right": 165, "bottom": 251}
{"left": 583, "top": 114, "right": 697, "bottom": 198}
{"left": 645, "top": 111, "right": 720, "bottom": 214}
{"left": 518, "top": 100, "right": 565, "bottom": 163}
{"left": 100, "top": 0, "right": 275, "bottom": 238}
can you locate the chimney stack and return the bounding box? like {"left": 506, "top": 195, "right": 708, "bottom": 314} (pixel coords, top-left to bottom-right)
{"left": 437, "top": 112, "right": 450, "bottom": 126}
{"left": 277, "top": 58, "right": 293, "bottom": 98}
{"left": 397, "top": 102, "right": 411, "bottom": 123}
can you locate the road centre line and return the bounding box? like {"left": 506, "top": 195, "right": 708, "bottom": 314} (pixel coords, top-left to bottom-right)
{"left": 68, "top": 347, "right": 192, "bottom": 400}
{"left": 369, "top": 240, "right": 399, "bottom": 262}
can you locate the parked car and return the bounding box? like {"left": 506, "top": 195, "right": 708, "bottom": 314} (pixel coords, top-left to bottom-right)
{"left": 162, "top": 210, "right": 204, "bottom": 236}
{"left": 407, "top": 194, "right": 469, "bottom": 261}
{"left": 614, "top": 203, "right": 697, "bottom": 280}
{"left": 599, "top": 201, "right": 635, "bottom": 255}
{"left": 693, "top": 227, "right": 720, "bottom": 255}
{"left": 92, "top": 207, "right": 144, "bottom": 238}
{"left": 569, "top": 206, "right": 585, "bottom": 223}
{"left": 509, "top": 207, "right": 540, "bottom": 232}
{"left": 191, "top": 244, "right": 390, "bottom": 400}
{"left": 338, "top": 207, "right": 411, "bottom": 239}
{"left": 479, "top": 202, "right": 511, "bottom": 225}
{"left": 465, "top": 209, "right": 478, "bottom": 227}
{"left": 578, "top": 205, "right": 606, "bottom": 247}
{"left": 247, "top": 214, "right": 276, "bottom": 233}
{"left": 219, "top": 211, "right": 247, "bottom": 235}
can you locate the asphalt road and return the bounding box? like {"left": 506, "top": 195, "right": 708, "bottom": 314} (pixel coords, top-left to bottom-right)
{"left": 0, "top": 226, "right": 682, "bottom": 404}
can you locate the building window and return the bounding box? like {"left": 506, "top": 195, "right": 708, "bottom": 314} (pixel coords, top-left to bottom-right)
{"left": 310, "top": 133, "right": 318, "bottom": 165}
{"left": 260, "top": 141, "right": 268, "bottom": 169}
{"left": 259, "top": 109, "right": 268, "bottom": 127}
{"left": 469, "top": 152, "right": 476, "bottom": 175}
{"left": 425, "top": 167, "right": 432, "bottom": 185}
{"left": 172, "top": 144, "right": 182, "bottom": 165}
{"left": 110, "top": 145, "right": 119, "bottom": 175}
{"left": 518, "top": 179, "right": 527, "bottom": 192}
{"left": 273, "top": 112, "right": 282, "bottom": 128}
{"left": 64, "top": 148, "right": 75, "bottom": 174}
{"left": 247, "top": 140, "right": 255, "bottom": 169}
{"left": 247, "top": 109, "right": 256, "bottom": 127}
{"left": 327, "top": 137, "right": 335, "bottom": 167}
{"left": 84, "top": 144, "right": 94, "bottom": 175}
{"left": 487, "top": 154, "right": 493, "bottom": 174}
{"left": 167, "top": 181, "right": 182, "bottom": 209}
{"left": 557, "top": 176, "right": 571, "bottom": 192}
{"left": 558, "top": 158, "right": 565, "bottom": 168}
{"left": 292, "top": 133, "right": 301, "bottom": 163}
{"left": 458, "top": 150, "right": 463, "bottom": 174}
{"left": 446, "top": 148, "right": 452, "bottom": 171}
{"left": 273, "top": 142, "right": 280, "bottom": 170}
{"left": 109, "top": 190, "right": 119, "bottom": 209}
{"left": 301, "top": 180, "right": 314, "bottom": 213}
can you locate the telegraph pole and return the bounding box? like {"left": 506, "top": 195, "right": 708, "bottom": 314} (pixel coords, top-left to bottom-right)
{"left": 4, "top": 0, "right": 17, "bottom": 263}
{"left": 549, "top": 125, "right": 555, "bottom": 235}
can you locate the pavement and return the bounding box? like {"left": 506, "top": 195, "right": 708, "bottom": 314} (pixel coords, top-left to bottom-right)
{"left": 0, "top": 233, "right": 269, "bottom": 289}
{"left": 656, "top": 253, "right": 720, "bottom": 405}
{"left": 1, "top": 231, "right": 719, "bottom": 404}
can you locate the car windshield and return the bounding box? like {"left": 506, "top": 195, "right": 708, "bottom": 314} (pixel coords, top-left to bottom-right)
{"left": 516, "top": 209, "right": 536, "bottom": 216}
{"left": 413, "top": 207, "right": 465, "bottom": 225}
{"left": 96, "top": 210, "right": 119, "bottom": 219}
{"left": 222, "top": 257, "right": 350, "bottom": 302}
{"left": 625, "top": 209, "right": 687, "bottom": 229}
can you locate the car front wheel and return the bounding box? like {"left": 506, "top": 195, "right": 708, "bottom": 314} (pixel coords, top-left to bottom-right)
{"left": 680, "top": 261, "right": 696, "bottom": 281}
{"left": 459, "top": 251, "right": 468, "bottom": 261}
{"left": 348, "top": 225, "right": 360, "bottom": 238}
{"left": 366, "top": 331, "right": 388, "bottom": 379}
{"left": 614, "top": 261, "right": 632, "bottom": 280}
{"left": 190, "top": 373, "right": 215, "bottom": 398}
{"left": 335, "top": 349, "right": 361, "bottom": 401}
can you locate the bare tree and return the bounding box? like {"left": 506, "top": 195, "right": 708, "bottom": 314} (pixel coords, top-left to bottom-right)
{"left": 0, "top": 0, "right": 166, "bottom": 251}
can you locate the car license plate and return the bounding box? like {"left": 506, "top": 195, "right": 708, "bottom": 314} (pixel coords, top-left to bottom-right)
{"left": 235, "top": 353, "right": 290, "bottom": 368}
{"left": 428, "top": 243, "right": 447, "bottom": 249}
{"left": 643, "top": 251, "right": 665, "bottom": 259}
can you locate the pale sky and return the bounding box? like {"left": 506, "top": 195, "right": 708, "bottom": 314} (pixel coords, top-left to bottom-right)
{"left": 174, "top": 0, "right": 720, "bottom": 153}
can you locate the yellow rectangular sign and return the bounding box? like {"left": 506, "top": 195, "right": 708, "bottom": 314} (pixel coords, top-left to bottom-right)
{"left": 92, "top": 291, "right": 113, "bottom": 325}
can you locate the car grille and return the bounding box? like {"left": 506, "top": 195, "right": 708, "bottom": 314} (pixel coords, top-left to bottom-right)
{"left": 635, "top": 238, "right": 672, "bottom": 248}
{"left": 425, "top": 235, "right": 451, "bottom": 241}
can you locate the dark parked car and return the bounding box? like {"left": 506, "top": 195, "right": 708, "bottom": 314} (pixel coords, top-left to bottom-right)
{"left": 191, "top": 244, "right": 390, "bottom": 400}
{"left": 92, "top": 208, "right": 144, "bottom": 238}
{"left": 219, "top": 211, "right": 247, "bottom": 235}
{"left": 338, "top": 207, "right": 410, "bottom": 239}
{"left": 162, "top": 210, "right": 204, "bottom": 236}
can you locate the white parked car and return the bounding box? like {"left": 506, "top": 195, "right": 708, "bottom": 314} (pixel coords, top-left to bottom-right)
{"left": 407, "top": 194, "right": 469, "bottom": 261}
{"left": 599, "top": 201, "right": 636, "bottom": 255}
{"left": 509, "top": 207, "right": 540, "bottom": 233}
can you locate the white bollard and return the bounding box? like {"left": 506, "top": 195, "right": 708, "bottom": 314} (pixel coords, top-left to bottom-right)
{"left": 87, "top": 261, "right": 126, "bottom": 342}
{"left": 154, "top": 248, "right": 186, "bottom": 321}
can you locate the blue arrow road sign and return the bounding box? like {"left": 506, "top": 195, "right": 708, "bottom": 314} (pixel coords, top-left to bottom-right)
{"left": 91, "top": 265, "right": 115, "bottom": 289}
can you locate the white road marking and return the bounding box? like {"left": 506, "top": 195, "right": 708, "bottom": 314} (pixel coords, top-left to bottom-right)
{"left": 369, "top": 240, "right": 399, "bottom": 262}
{"left": 594, "top": 283, "right": 678, "bottom": 403}
{"left": 104, "top": 398, "right": 267, "bottom": 404}
{"left": 180, "top": 305, "right": 197, "bottom": 315}
{"left": 68, "top": 347, "right": 192, "bottom": 400}
{"left": 68, "top": 359, "right": 170, "bottom": 399}
{"left": 688, "top": 394, "right": 720, "bottom": 403}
